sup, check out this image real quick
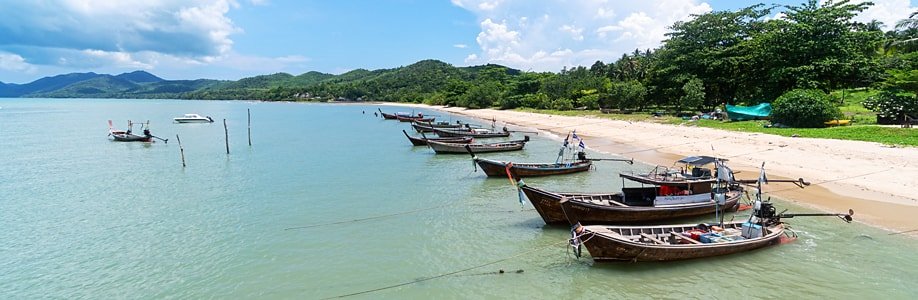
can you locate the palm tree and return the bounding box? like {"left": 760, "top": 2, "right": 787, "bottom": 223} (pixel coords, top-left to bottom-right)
{"left": 891, "top": 11, "right": 918, "bottom": 53}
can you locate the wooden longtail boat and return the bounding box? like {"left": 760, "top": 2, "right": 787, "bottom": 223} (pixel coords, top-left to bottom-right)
{"left": 412, "top": 123, "right": 469, "bottom": 133}
{"left": 567, "top": 163, "right": 851, "bottom": 262}
{"left": 520, "top": 182, "right": 742, "bottom": 225}
{"left": 402, "top": 130, "right": 473, "bottom": 146}
{"left": 378, "top": 108, "right": 398, "bottom": 120}
{"left": 427, "top": 136, "right": 529, "bottom": 154}
{"left": 396, "top": 115, "right": 435, "bottom": 123}
{"left": 473, "top": 157, "right": 593, "bottom": 177}
{"left": 570, "top": 199, "right": 854, "bottom": 262}
{"left": 108, "top": 120, "right": 166, "bottom": 143}
{"left": 112, "top": 132, "right": 153, "bottom": 142}
{"left": 572, "top": 221, "right": 785, "bottom": 262}
{"left": 431, "top": 127, "right": 510, "bottom": 138}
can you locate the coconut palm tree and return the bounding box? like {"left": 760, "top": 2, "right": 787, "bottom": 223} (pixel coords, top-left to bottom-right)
{"left": 891, "top": 11, "right": 918, "bottom": 53}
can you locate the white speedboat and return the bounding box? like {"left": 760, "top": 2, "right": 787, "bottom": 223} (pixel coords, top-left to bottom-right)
{"left": 173, "top": 113, "right": 214, "bottom": 123}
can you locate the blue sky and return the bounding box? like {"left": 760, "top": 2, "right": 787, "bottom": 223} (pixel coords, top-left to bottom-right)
{"left": 0, "top": 0, "right": 915, "bottom": 83}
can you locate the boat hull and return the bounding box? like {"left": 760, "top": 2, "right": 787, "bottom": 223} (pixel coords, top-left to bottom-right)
{"left": 173, "top": 119, "right": 213, "bottom": 123}
{"left": 522, "top": 185, "right": 741, "bottom": 225}
{"left": 580, "top": 222, "right": 784, "bottom": 262}
{"left": 560, "top": 191, "right": 742, "bottom": 225}
{"left": 403, "top": 130, "right": 472, "bottom": 146}
{"left": 111, "top": 133, "right": 152, "bottom": 142}
{"left": 475, "top": 158, "right": 592, "bottom": 177}
{"left": 396, "top": 115, "right": 435, "bottom": 123}
{"left": 412, "top": 123, "right": 465, "bottom": 133}
{"left": 432, "top": 127, "right": 510, "bottom": 138}
{"left": 427, "top": 140, "right": 526, "bottom": 154}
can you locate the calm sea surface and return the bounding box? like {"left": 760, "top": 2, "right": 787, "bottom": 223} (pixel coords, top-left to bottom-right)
{"left": 1, "top": 98, "right": 917, "bottom": 299}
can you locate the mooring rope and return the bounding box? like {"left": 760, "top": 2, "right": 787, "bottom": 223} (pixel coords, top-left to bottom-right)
{"left": 764, "top": 167, "right": 895, "bottom": 194}
{"left": 324, "top": 240, "right": 568, "bottom": 299}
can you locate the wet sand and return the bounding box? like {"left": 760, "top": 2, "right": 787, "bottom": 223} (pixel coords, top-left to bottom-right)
{"left": 387, "top": 104, "right": 918, "bottom": 234}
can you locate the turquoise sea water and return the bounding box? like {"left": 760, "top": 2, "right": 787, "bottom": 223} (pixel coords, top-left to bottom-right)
{"left": 1, "top": 98, "right": 917, "bottom": 299}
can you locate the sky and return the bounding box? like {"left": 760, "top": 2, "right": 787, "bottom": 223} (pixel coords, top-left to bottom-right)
{"left": 0, "top": 0, "right": 916, "bottom": 83}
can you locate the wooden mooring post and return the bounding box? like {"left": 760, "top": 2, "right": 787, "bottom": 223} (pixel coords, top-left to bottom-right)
{"left": 247, "top": 108, "right": 252, "bottom": 146}
{"left": 224, "top": 119, "right": 230, "bottom": 154}
{"left": 176, "top": 134, "right": 186, "bottom": 167}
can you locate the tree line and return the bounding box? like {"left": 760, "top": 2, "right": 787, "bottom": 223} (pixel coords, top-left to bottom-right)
{"left": 181, "top": 1, "right": 916, "bottom": 123}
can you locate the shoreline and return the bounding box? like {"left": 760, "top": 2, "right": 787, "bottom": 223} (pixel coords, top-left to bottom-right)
{"left": 383, "top": 103, "right": 918, "bottom": 235}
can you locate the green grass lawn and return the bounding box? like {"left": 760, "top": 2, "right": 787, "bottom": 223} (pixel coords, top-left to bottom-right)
{"left": 513, "top": 108, "right": 917, "bottom": 147}
{"left": 831, "top": 88, "right": 878, "bottom": 124}
{"left": 514, "top": 108, "right": 682, "bottom": 123}
{"left": 681, "top": 120, "right": 917, "bottom": 146}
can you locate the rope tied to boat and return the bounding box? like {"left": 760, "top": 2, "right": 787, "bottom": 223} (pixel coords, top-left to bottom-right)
{"left": 568, "top": 222, "right": 595, "bottom": 259}
{"left": 324, "top": 240, "right": 567, "bottom": 299}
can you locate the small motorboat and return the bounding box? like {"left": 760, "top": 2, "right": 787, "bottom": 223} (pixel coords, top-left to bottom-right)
{"left": 173, "top": 113, "right": 214, "bottom": 123}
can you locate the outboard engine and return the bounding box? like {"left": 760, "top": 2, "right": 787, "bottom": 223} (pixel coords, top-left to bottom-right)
{"left": 143, "top": 129, "right": 151, "bottom": 137}
{"left": 749, "top": 201, "right": 779, "bottom": 226}
{"left": 577, "top": 152, "right": 587, "bottom": 161}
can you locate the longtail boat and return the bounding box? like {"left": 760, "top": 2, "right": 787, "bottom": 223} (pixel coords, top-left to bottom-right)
{"left": 520, "top": 180, "right": 742, "bottom": 225}
{"left": 412, "top": 123, "right": 468, "bottom": 133}
{"left": 431, "top": 126, "right": 510, "bottom": 138}
{"left": 571, "top": 220, "right": 785, "bottom": 262}
{"left": 427, "top": 136, "right": 529, "bottom": 154}
{"left": 474, "top": 157, "right": 594, "bottom": 177}
{"left": 516, "top": 158, "right": 784, "bottom": 225}
{"left": 567, "top": 162, "right": 852, "bottom": 262}
{"left": 378, "top": 108, "right": 398, "bottom": 120}
{"left": 108, "top": 120, "right": 167, "bottom": 143}
{"left": 467, "top": 136, "right": 632, "bottom": 177}
{"left": 396, "top": 115, "right": 435, "bottom": 123}
{"left": 622, "top": 155, "right": 810, "bottom": 187}
{"left": 402, "top": 130, "right": 473, "bottom": 146}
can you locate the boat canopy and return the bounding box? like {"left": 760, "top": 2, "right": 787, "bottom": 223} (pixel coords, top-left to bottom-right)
{"left": 676, "top": 156, "right": 718, "bottom": 166}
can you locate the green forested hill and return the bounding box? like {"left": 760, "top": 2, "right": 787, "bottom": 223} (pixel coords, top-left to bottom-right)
{"left": 4, "top": 1, "right": 917, "bottom": 126}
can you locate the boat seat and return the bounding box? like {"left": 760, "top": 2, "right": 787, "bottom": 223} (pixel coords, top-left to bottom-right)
{"left": 640, "top": 233, "right": 666, "bottom": 244}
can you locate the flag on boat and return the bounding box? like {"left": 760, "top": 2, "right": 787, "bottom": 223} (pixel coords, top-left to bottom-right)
{"left": 758, "top": 162, "right": 768, "bottom": 185}
{"left": 578, "top": 139, "right": 586, "bottom": 149}
{"left": 572, "top": 130, "right": 580, "bottom": 140}
{"left": 716, "top": 160, "right": 734, "bottom": 183}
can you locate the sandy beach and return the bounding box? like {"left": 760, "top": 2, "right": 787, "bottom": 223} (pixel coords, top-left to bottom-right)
{"left": 386, "top": 103, "right": 918, "bottom": 234}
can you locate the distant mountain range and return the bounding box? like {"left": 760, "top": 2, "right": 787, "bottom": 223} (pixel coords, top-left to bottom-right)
{"left": 0, "top": 60, "right": 520, "bottom": 101}
{"left": 0, "top": 70, "right": 222, "bottom": 98}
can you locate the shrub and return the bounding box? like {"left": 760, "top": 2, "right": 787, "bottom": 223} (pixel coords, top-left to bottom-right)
{"left": 498, "top": 95, "right": 523, "bottom": 109}
{"left": 771, "top": 89, "right": 841, "bottom": 128}
{"left": 679, "top": 77, "right": 705, "bottom": 112}
{"left": 552, "top": 98, "right": 574, "bottom": 110}
{"left": 520, "top": 93, "right": 548, "bottom": 108}
{"left": 863, "top": 90, "right": 918, "bottom": 123}
{"left": 577, "top": 94, "right": 600, "bottom": 110}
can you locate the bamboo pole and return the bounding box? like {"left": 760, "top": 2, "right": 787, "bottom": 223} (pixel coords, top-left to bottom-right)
{"left": 176, "top": 134, "right": 186, "bottom": 167}
{"left": 247, "top": 108, "right": 252, "bottom": 146}
{"left": 224, "top": 119, "right": 230, "bottom": 154}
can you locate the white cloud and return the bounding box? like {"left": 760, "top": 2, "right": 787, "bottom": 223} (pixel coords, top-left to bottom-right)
{"left": 80, "top": 50, "right": 154, "bottom": 69}
{"left": 0, "top": 1, "right": 241, "bottom": 66}
{"left": 559, "top": 25, "right": 584, "bottom": 41}
{"left": 452, "top": 0, "right": 713, "bottom": 71}
{"left": 249, "top": 0, "right": 269, "bottom": 5}
{"left": 454, "top": 44, "right": 468, "bottom": 48}
{"left": 465, "top": 53, "right": 479, "bottom": 63}
{"left": 0, "top": 52, "right": 36, "bottom": 73}
{"left": 845, "top": 0, "right": 917, "bottom": 30}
